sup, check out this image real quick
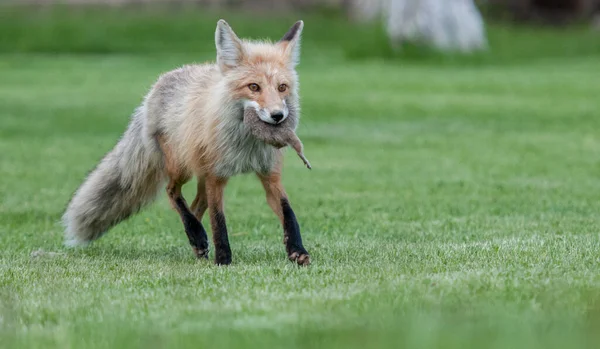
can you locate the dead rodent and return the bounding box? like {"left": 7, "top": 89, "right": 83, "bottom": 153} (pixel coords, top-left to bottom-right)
{"left": 243, "top": 107, "right": 311, "bottom": 169}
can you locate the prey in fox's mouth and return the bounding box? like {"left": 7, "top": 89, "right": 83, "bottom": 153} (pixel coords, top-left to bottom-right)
{"left": 243, "top": 106, "right": 311, "bottom": 169}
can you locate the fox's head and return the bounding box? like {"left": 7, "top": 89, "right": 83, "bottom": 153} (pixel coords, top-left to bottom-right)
{"left": 215, "top": 19, "right": 303, "bottom": 125}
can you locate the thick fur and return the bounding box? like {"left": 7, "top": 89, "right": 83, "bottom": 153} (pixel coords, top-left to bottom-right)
{"left": 63, "top": 108, "right": 165, "bottom": 245}
{"left": 63, "top": 20, "right": 304, "bottom": 246}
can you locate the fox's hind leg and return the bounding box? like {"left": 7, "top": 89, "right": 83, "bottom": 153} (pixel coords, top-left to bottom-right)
{"left": 165, "top": 180, "right": 210, "bottom": 259}
{"left": 158, "top": 136, "right": 210, "bottom": 259}
{"left": 190, "top": 176, "right": 208, "bottom": 222}
{"left": 205, "top": 174, "right": 232, "bottom": 265}
{"left": 257, "top": 169, "right": 310, "bottom": 266}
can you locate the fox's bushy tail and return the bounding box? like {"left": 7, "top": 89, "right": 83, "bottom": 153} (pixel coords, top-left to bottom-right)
{"left": 63, "top": 108, "right": 165, "bottom": 246}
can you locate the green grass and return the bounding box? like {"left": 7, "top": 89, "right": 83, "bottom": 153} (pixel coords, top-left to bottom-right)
{"left": 2, "top": 8, "right": 600, "bottom": 349}
{"left": 2, "top": 6, "right": 600, "bottom": 64}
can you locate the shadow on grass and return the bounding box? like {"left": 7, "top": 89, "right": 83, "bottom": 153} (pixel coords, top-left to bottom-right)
{"left": 65, "top": 240, "right": 292, "bottom": 266}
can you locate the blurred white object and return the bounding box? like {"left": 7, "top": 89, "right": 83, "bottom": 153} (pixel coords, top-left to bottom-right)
{"left": 346, "top": 0, "right": 384, "bottom": 22}
{"left": 593, "top": 14, "right": 600, "bottom": 31}
{"left": 350, "top": 0, "right": 488, "bottom": 52}
{"left": 386, "top": 0, "right": 487, "bottom": 52}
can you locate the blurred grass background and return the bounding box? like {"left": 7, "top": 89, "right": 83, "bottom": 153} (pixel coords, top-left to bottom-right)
{"left": 1, "top": 3, "right": 600, "bottom": 349}
{"left": 1, "top": 5, "right": 600, "bottom": 63}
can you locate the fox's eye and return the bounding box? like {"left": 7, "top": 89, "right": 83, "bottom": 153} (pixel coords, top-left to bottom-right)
{"left": 278, "top": 84, "right": 288, "bottom": 93}
{"left": 248, "top": 83, "right": 260, "bottom": 92}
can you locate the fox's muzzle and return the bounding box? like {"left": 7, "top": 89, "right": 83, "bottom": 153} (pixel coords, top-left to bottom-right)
{"left": 244, "top": 101, "right": 289, "bottom": 125}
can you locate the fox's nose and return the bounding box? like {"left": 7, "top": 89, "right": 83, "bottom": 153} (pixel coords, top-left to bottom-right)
{"left": 271, "top": 111, "right": 285, "bottom": 124}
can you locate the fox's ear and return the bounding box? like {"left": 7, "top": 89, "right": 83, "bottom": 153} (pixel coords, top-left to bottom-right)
{"left": 215, "top": 19, "right": 244, "bottom": 72}
{"left": 279, "top": 20, "right": 304, "bottom": 67}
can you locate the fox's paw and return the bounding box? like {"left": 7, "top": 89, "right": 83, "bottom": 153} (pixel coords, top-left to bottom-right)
{"left": 192, "top": 245, "right": 209, "bottom": 259}
{"left": 215, "top": 254, "right": 232, "bottom": 265}
{"left": 215, "top": 246, "right": 232, "bottom": 266}
{"left": 288, "top": 249, "right": 310, "bottom": 266}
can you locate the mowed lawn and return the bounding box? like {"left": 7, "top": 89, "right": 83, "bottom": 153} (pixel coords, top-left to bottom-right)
{"left": 1, "top": 11, "right": 600, "bottom": 349}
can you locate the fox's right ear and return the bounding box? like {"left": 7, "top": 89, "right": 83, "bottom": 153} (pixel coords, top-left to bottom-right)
{"left": 215, "top": 19, "right": 244, "bottom": 72}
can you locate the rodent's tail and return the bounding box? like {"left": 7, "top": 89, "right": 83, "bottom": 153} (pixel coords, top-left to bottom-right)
{"left": 62, "top": 108, "right": 165, "bottom": 246}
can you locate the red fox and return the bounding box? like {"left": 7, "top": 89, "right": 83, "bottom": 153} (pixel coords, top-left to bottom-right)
{"left": 63, "top": 20, "right": 310, "bottom": 266}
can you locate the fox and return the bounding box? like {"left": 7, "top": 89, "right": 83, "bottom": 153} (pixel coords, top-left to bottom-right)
{"left": 63, "top": 20, "right": 311, "bottom": 266}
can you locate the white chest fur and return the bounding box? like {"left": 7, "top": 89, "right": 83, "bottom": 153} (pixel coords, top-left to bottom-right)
{"left": 213, "top": 119, "right": 278, "bottom": 178}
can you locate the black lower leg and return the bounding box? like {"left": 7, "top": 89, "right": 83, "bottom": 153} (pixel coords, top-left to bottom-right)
{"left": 174, "top": 196, "right": 209, "bottom": 258}
{"left": 281, "top": 198, "right": 308, "bottom": 259}
{"left": 212, "top": 208, "right": 232, "bottom": 265}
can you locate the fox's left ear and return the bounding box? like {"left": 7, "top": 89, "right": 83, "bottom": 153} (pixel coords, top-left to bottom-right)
{"left": 279, "top": 20, "right": 304, "bottom": 67}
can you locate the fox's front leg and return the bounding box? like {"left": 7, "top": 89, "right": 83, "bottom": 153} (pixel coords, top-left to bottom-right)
{"left": 258, "top": 171, "right": 310, "bottom": 266}
{"left": 205, "top": 175, "right": 232, "bottom": 265}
